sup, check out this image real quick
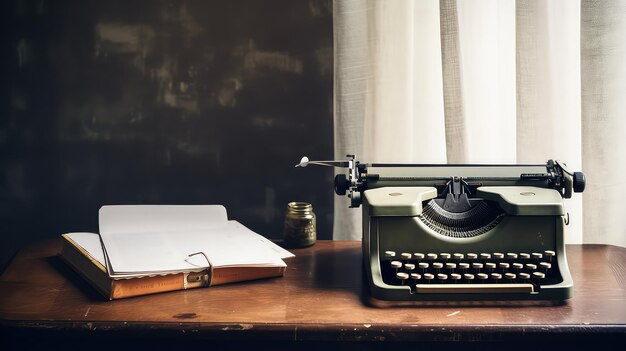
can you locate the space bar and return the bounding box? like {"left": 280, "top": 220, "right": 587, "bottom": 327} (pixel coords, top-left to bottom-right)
{"left": 415, "top": 283, "right": 535, "bottom": 294}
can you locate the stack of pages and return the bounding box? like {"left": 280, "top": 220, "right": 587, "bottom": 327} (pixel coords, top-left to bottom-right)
{"left": 60, "top": 205, "right": 294, "bottom": 300}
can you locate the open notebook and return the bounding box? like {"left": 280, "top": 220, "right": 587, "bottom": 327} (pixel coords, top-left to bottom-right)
{"left": 98, "top": 205, "right": 293, "bottom": 278}
{"left": 60, "top": 205, "right": 293, "bottom": 299}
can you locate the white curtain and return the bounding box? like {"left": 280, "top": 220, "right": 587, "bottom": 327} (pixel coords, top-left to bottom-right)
{"left": 333, "top": 0, "right": 626, "bottom": 247}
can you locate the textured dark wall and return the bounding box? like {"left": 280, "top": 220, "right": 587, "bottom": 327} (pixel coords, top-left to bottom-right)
{"left": 1, "top": 0, "right": 334, "bottom": 271}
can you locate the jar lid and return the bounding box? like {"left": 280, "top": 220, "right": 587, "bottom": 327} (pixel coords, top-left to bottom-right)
{"left": 287, "top": 202, "right": 313, "bottom": 213}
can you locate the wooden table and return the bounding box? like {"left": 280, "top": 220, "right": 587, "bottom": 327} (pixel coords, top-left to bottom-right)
{"left": 1, "top": 240, "right": 625, "bottom": 350}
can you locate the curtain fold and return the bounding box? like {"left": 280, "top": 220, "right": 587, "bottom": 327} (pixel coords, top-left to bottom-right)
{"left": 334, "top": 0, "right": 448, "bottom": 239}
{"left": 333, "top": 0, "right": 625, "bottom": 247}
{"left": 516, "top": 0, "right": 583, "bottom": 242}
{"left": 581, "top": 1, "right": 626, "bottom": 247}
{"left": 439, "top": 0, "right": 468, "bottom": 163}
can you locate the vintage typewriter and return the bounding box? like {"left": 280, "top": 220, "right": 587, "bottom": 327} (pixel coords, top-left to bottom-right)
{"left": 297, "top": 156, "right": 585, "bottom": 301}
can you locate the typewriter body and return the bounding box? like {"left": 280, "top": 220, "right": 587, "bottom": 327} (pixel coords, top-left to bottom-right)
{"left": 297, "top": 156, "right": 585, "bottom": 301}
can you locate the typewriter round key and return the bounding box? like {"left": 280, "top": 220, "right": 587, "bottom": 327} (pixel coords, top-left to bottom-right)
{"left": 453, "top": 253, "right": 464, "bottom": 260}
{"left": 401, "top": 253, "right": 412, "bottom": 260}
{"left": 459, "top": 263, "right": 470, "bottom": 270}
{"left": 446, "top": 263, "right": 457, "bottom": 270}
{"left": 472, "top": 263, "right": 484, "bottom": 270}
{"left": 520, "top": 253, "right": 531, "bottom": 260}
{"left": 384, "top": 251, "right": 396, "bottom": 258}
{"left": 493, "top": 253, "right": 504, "bottom": 259}
{"left": 450, "top": 273, "right": 462, "bottom": 281}
{"left": 519, "top": 272, "right": 531, "bottom": 280}
{"left": 513, "top": 263, "right": 524, "bottom": 270}
{"left": 480, "top": 253, "right": 491, "bottom": 259}
{"left": 432, "top": 262, "right": 444, "bottom": 271}
{"left": 423, "top": 273, "right": 435, "bottom": 282}
{"left": 491, "top": 273, "right": 502, "bottom": 281}
{"left": 539, "top": 262, "right": 551, "bottom": 270}
{"left": 440, "top": 253, "right": 451, "bottom": 260}
{"left": 505, "top": 273, "right": 516, "bottom": 280}
{"left": 499, "top": 262, "right": 510, "bottom": 269}
{"left": 410, "top": 273, "right": 421, "bottom": 280}
{"left": 413, "top": 253, "right": 425, "bottom": 260}
{"left": 532, "top": 253, "right": 543, "bottom": 259}
{"left": 404, "top": 263, "right": 415, "bottom": 271}
{"left": 396, "top": 272, "right": 409, "bottom": 281}
{"left": 419, "top": 262, "right": 430, "bottom": 270}
{"left": 477, "top": 273, "right": 489, "bottom": 280}
{"left": 525, "top": 263, "right": 537, "bottom": 270}
{"left": 532, "top": 272, "right": 545, "bottom": 279}
{"left": 544, "top": 250, "right": 556, "bottom": 257}
{"left": 427, "top": 253, "right": 438, "bottom": 260}
{"left": 396, "top": 273, "right": 409, "bottom": 285}
{"left": 485, "top": 262, "right": 496, "bottom": 270}
{"left": 437, "top": 273, "right": 448, "bottom": 280}
{"left": 467, "top": 253, "right": 478, "bottom": 260}
{"left": 391, "top": 261, "right": 402, "bottom": 269}
{"left": 464, "top": 273, "right": 475, "bottom": 281}
{"left": 506, "top": 253, "right": 518, "bottom": 259}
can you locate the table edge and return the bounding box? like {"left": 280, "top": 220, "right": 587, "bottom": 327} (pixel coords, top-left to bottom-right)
{"left": 2, "top": 319, "right": 625, "bottom": 342}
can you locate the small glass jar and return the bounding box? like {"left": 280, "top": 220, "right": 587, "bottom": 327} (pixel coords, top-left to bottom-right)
{"left": 283, "top": 202, "right": 316, "bottom": 248}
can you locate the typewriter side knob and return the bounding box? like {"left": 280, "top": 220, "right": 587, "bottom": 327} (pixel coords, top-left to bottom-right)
{"left": 553, "top": 160, "right": 586, "bottom": 196}
{"left": 573, "top": 171, "right": 586, "bottom": 193}
{"left": 335, "top": 174, "right": 349, "bottom": 195}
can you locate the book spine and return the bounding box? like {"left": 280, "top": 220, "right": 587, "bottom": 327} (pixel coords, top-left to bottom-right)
{"left": 111, "top": 273, "right": 192, "bottom": 299}
{"left": 210, "top": 266, "right": 286, "bottom": 286}
{"left": 109, "top": 267, "right": 285, "bottom": 298}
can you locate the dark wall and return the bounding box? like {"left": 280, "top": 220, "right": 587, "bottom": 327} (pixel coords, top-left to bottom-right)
{"left": 1, "top": 0, "right": 334, "bottom": 270}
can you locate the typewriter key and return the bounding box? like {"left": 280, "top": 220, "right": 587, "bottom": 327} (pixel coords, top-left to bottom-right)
{"left": 384, "top": 251, "right": 396, "bottom": 258}
{"left": 505, "top": 273, "right": 516, "bottom": 280}
{"left": 396, "top": 272, "right": 409, "bottom": 281}
{"left": 532, "top": 272, "right": 545, "bottom": 279}
{"left": 390, "top": 261, "right": 402, "bottom": 269}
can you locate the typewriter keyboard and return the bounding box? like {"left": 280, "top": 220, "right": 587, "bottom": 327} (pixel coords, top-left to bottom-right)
{"left": 381, "top": 250, "right": 561, "bottom": 294}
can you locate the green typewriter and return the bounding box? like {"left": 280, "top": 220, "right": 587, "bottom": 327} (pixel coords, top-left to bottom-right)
{"left": 297, "top": 156, "right": 585, "bottom": 301}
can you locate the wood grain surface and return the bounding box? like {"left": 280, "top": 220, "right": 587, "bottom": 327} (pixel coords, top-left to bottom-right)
{"left": 1, "top": 239, "right": 625, "bottom": 345}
